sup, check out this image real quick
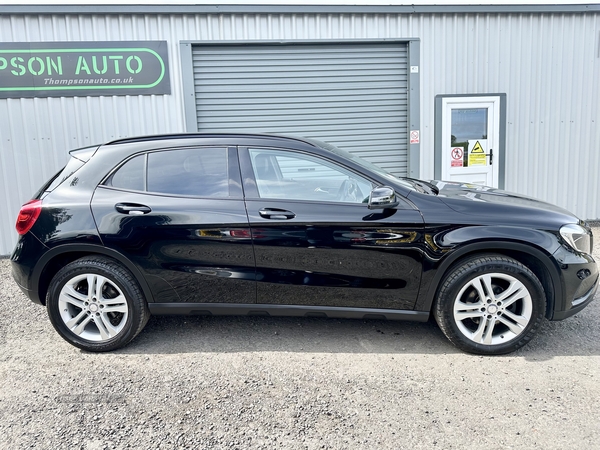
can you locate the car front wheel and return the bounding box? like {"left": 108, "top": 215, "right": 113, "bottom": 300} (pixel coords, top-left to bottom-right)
{"left": 46, "top": 256, "right": 149, "bottom": 352}
{"left": 434, "top": 255, "right": 546, "bottom": 355}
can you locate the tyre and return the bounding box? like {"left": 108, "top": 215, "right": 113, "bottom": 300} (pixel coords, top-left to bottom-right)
{"left": 46, "top": 256, "right": 150, "bottom": 352}
{"left": 433, "top": 255, "right": 546, "bottom": 355}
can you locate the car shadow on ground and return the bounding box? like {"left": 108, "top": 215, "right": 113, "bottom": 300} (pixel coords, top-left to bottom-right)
{"left": 115, "top": 303, "right": 600, "bottom": 359}
{"left": 121, "top": 315, "right": 457, "bottom": 355}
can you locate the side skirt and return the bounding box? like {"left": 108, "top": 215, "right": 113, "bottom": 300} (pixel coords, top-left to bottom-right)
{"left": 148, "top": 303, "right": 430, "bottom": 322}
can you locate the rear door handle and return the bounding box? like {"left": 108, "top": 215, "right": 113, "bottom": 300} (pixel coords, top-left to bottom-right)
{"left": 115, "top": 203, "right": 152, "bottom": 215}
{"left": 258, "top": 208, "right": 296, "bottom": 220}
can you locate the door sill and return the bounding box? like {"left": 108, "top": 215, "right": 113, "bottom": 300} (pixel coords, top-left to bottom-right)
{"left": 148, "top": 303, "right": 429, "bottom": 322}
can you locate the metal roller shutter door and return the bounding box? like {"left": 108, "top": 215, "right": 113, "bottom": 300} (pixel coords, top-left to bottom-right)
{"left": 192, "top": 43, "right": 409, "bottom": 176}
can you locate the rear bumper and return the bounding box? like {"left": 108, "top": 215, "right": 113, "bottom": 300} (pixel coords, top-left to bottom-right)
{"left": 12, "top": 276, "right": 42, "bottom": 305}
{"left": 10, "top": 233, "right": 48, "bottom": 305}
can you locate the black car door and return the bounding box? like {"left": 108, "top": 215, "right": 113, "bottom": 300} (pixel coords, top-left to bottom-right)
{"left": 239, "top": 146, "right": 424, "bottom": 311}
{"left": 91, "top": 146, "right": 256, "bottom": 304}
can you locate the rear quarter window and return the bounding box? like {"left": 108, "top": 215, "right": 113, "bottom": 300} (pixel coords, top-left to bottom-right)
{"left": 33, "top": 145, "right": 99, "bottom": 198}
{"left": 35, "top": 157, "right": 85, "bottom": 198}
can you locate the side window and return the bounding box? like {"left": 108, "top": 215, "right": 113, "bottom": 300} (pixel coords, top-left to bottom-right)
{"left": 106, "top": 148, "right": 230, "bottom": 198}
{"left": 249, "top": 148, "right": 373, "bottom": 203}
{"left": 108, "top": 154, "right": 145, "bottom": 191}
{"left": 147, "top": 148, "right": 229, "bottom": 197}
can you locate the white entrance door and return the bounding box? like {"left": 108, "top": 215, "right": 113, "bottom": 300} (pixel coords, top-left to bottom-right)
{"left": 441, "top": 96, "right": 501, "bottom": 187}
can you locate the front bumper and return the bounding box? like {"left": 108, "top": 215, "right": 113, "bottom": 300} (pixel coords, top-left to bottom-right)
{"left": 551, "top": 245, "right": 598, "bottom": 320}
{"left": 553, "top": 274, "right": 598, "bottom": 320}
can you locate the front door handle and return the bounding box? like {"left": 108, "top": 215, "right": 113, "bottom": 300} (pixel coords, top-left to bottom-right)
{"left": 115, "top": 203, "right": 152, "bottom": 215}
{"left": 258, "top": 208, "right": 296, "bottom": 220}
{"left": 485, "top": 148, "right": 493, "bottom": 165}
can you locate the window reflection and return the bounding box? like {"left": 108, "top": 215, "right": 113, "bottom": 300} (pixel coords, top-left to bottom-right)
{"left": 451, "top": 108, "right": 488, "bottom": 143}
{"left": 450, "top": 108, "right": 488, "bottom": 168}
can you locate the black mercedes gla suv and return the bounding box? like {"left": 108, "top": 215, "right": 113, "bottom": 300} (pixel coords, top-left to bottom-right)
{"left": 11, "top": 134, "right": 598, "bottom": 354}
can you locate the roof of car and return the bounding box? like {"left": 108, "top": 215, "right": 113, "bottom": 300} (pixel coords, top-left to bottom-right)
{"left": 105, "top": 132, "right": 321, "bottom": 148}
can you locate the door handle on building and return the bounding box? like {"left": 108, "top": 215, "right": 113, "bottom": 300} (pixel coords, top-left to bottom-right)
{"left": 485, "top": 149, "right": 493, "bottom": 165}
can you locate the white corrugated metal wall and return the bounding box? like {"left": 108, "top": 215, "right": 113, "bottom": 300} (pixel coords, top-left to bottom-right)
{"left": 1, "top": 11, "right": 599, "bottom": 255}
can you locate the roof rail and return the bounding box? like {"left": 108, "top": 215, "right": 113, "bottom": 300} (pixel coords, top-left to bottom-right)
{"left": 105, "top": 132, "right": 315, "bottom": 146}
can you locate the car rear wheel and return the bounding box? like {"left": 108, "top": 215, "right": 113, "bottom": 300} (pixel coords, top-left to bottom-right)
{"left": 433, "top": 255, "right": 546, "bottom": 355}
{"left": 46, "top": 256, "right": 149, "bottom": 352}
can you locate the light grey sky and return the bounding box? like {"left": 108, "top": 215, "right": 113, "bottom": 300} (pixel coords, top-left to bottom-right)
{"left": 2, "top": 1, "right": 597, "bottom": 5}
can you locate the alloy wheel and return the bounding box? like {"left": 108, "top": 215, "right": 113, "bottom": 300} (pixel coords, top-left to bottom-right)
{"left": 452, "top": 273, "right": 533, "bottom": 345}
{"left": 58, "top": 273, "right": 129, "bottom": 341}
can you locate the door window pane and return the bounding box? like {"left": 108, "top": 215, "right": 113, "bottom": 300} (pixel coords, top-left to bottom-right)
{"left": 451, "top": 108, "right": 488, "bottom": 143}
{"left": 108, "top": 154, "right": 145, "bottom": 191}
{"left": 249, "top": 148, "right": 373, "bottom": 203}
{"left": 451, "top": 108, "right": 488, "bottom": 168}
{"left": 147, "top": 148, "right": 229, "bottom": 197}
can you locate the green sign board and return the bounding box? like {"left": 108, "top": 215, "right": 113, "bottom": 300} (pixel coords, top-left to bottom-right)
{"left": 0, "top": 41, "right": 170, "bottom": 98}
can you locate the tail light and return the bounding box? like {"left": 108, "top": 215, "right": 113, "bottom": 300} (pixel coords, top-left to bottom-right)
{"left": 16, "top": 199, "right": 42, "bottom": 235}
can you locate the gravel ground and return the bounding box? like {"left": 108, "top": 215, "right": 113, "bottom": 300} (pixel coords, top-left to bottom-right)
{"left": 0, "top": 229, "right": 599, "bottom": 449}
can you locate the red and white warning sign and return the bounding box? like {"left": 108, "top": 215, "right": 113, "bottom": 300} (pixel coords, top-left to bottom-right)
{"left": 410, "top": 130, "right": 420, "bottom": 144}
{"left": 451, "top": 147, "right": 464, "bottom": 167}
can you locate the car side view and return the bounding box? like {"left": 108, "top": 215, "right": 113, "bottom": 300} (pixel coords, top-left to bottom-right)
{"left": 11, "top": 134, "right": 598, "bottom": 354}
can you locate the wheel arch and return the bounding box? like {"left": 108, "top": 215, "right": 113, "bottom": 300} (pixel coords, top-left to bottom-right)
{"left": 418, "top": 241, "right": 563, "bottom": 320}
{"left": 33, "top": 244, "right": 154, "bottom": 306}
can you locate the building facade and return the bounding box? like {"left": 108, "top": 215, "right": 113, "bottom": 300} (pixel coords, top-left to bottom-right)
{"left": 1, "top": 4, "right": 599, "bottom": 255}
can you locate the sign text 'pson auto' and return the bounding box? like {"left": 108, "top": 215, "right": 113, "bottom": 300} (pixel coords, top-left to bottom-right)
{"left": 0, "top": 41, "right": 170, "bottom": 98}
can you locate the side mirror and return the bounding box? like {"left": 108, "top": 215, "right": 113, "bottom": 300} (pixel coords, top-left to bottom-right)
{"left": 368, "top": 186, "right": 399, "bottom": 210}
